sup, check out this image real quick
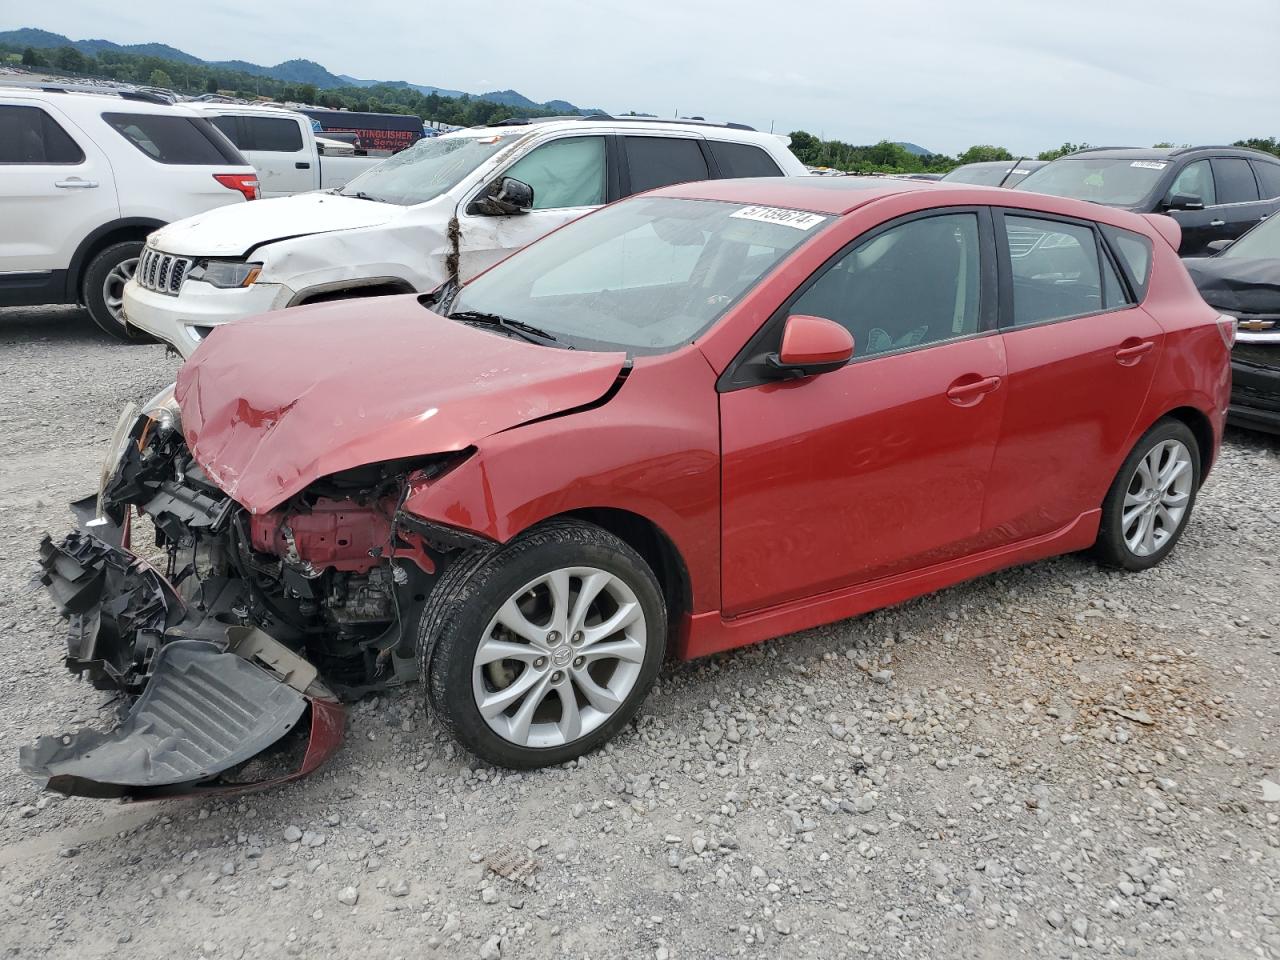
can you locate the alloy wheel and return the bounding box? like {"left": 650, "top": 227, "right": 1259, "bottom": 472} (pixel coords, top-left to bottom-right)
{"left": 471, "top": 566, "right": 647, "bottom": 749}
{"left": 1122, "top": 438, "right": 1194, "bottom": 557}
{"left": 102, "top": 256, "right": 139, "bottom": 326}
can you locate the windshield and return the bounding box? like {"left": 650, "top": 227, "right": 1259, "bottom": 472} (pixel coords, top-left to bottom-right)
{"left": 1016, "top": 158, "right": 1168, "bottom": 207}
{"left": 337, "top": 132, "right": 519, "bottom": 205}
{"left": 447, "top": 197, "right": 829, "bottom": 352}
{"left": 1223, "top": 214, "right": 1280, "bottom": 259}
{"left": 942, "top": 164, "right": 1010, "bottom": 187}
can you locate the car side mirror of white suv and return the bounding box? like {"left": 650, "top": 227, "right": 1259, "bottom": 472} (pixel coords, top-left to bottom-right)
{"left": 470, "top": 177, "right": 535, "bottom": 216}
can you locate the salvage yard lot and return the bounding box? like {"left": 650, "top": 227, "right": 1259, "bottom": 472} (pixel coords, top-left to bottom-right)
{"left": 1, "top": 307, "right": 1278, "bottom": 960}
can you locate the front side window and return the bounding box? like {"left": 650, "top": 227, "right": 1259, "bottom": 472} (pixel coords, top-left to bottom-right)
{"left": 1165, "top": 160, "right": 1215, "bottom": 206}
{"left": 447, "top": 197, "right": 828, "bottom": 352}
{"left": 0, "top": 105, "right": 84, "bottom": 164}
{"left": 789, "top": 213, "right": 982, "bottom": 358}
{"left": 502, "top": 136, "right": 605, "bottom": 209}
{"left": 1211, "top": 158, "right": 1259, "bottom": 204}
{"left": 1005, "top": 216, "right": 1109, "bottom": 325}
{"left": 624, "top": 136, "right": 710, "bottom": 194}
{"left": 103, "top": 112, "right": 244, "bottom": 165}
{"left": 338, "top": 131, "right": 520, "bottom": 205}
{"left": 1017, "top": 158, "right": 1169, "bottom": 207}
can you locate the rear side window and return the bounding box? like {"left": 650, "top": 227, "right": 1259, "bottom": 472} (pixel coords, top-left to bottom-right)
{"left": 1100, "top": 225, "right": 1153, "bottom": 300}
{"left": 212, "top": 115, "right": 304, "bottom": 153}
{"left": 623, "top": 136, "right": 709, "bottom": 194}
{"left": 1004, "top": 216, "right": 1106, "bottom": 326}
{"left": 1253, "top": 161, "right": 1280, "bottom": 199}
{"left": 1212, "top": 158, "right": 1259, "bottom": 204}
{"left": 707, "top": 140, "right": 783, "bottom": 178}
{"left": 103, "top": 112, "right": 245, "bottom": 165}
{"left": 0, "top": 105, "right": 84, "bottom": 164}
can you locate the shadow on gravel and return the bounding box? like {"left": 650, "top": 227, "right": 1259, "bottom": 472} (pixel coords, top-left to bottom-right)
{"left": 1224, "top": 424, "right": 1280, "bottom": 453}
{"left": 0, "top": 305, "right": 145, "bottom": 348}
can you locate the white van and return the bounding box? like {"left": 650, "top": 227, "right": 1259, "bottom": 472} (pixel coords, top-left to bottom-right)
{"left": 121, "top": 116, "right": 807, "bottom": 356}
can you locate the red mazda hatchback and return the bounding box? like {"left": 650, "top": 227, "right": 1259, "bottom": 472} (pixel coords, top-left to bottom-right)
{"left": 27, "top": 178, "right": 1232, "bottom": 796}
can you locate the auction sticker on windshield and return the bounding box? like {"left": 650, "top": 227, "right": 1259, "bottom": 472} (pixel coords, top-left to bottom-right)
{"left": 730, "top": 206, "right": 826, "bottom": 230}
{"left": 1130, "top": 161, "right": 1168, "bottom": 170}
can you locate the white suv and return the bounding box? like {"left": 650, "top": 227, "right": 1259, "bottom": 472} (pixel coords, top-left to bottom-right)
{"left": 0, "top": 86, "right": 259, "bottom": 341}
{"left": 121, "top": 116, "right": 807, "bottom": 355}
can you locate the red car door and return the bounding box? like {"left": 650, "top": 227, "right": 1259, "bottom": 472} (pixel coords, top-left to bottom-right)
{"left": 981, "top": 211, "right": 1163, "bottom": 543}
{"left": 719, "top": 209, "right": 1008, "bottom": 617}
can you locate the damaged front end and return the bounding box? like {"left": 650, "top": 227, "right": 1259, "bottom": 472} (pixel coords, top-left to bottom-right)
{"left": 22, "top": 394, "right": 465, "bottom": 799}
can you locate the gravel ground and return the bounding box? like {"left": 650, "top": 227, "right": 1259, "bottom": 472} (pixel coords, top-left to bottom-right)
{"left": 1, "top": 305, "right": 1278, "bottom": 960}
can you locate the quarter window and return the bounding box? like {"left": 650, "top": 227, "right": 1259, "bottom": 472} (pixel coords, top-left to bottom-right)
{"left": 789, "top": 213, "right": 982, "bottom": 358}
{"left": 211, "top": 115, "right": 305, "bottom": 153}
{"left": 1005, "top": 216, "right": 1109, "bottom": 326}
{"left": 103, "top": 113, "right": 245, "bottom": 165}
{"left": 623, "top": 136, "right": 710, "bottom": 194}
{"left": 1100, "top": 225, "right": 1153, "bottom": 299}
{"left": 503, "top": 136, "right": 605, "bottom": 209}
{"left": 1211, "top": 158, "right": 1259, "bottom": 204}
{"left": 1253, "top": 161, "right": 1280, "bottom": 199}
{"left": 1165, "top": 160, "right": 1215, "bottom": 206}
{"left": 707, "top": 140, "right": 783, "bottom": 178}
{"left": 0, "top": 105, "right": 84, "bottom": 164}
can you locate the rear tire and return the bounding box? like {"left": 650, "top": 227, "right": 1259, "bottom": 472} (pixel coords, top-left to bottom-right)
{"left": 1094, "top": 418, "right": 1201, "bottom": 571}
{"left": 420, "top": 520, "right": 666, "bottom": 769}
{"left": 83, "top": 241, "right": 154, "bottom": 343}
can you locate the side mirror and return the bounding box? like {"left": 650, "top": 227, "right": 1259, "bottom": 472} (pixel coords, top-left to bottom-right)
{"left": 471, "top": 176, "right": 534, "bottom": 216}
{"left": 766, "top": 314, "right": 854, "bottom": 379}
{"left": 1206, "top": 238, "right": 1234, "bottom": 254}
{"left": 1165, "top": 193, "right": 1204, "bottom": 212}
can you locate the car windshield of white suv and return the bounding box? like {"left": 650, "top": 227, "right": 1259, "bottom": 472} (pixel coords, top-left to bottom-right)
{"left": 1016, "top": 158, "right": 1169, "bottom": 207}
{"left": 1222, "top": 213, "right": 1280, "bottom": 259}
{"left": 337, "top": 132, "right": 521, "bottom": 205}
{"left": 444, "top": 196, "right": 829, "bottom": 353}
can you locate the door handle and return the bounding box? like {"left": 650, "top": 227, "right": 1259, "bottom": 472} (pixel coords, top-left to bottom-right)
{"left": 295, "top": 162, "right": 311, "bottom": 169}
{"left": 55, "top": 178, "right": 98, "bottom": 189}
{"left": 1114, "top": 339, "right": 1154, "bottom": 365}
{"left": 946, "top": 375, "right": 1002, "bottom": 406}
{"left": 1209, "top": 219, "right": 1225, "bottom": 227}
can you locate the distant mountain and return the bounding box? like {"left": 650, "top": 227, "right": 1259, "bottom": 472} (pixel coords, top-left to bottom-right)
{"left": 895, "top": 141, "right": 936, "bottom": 157}
{"left": 0, "top": 27, "right": 590, "bottom": 113}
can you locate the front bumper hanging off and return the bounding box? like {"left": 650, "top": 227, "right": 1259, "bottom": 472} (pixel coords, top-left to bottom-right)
{"left": 21, "top": 527, "right": 344, "bottom": 800}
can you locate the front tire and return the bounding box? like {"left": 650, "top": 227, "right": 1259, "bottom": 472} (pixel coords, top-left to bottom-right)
{"left": 420, "top": 521, "right": 667, "bottom": 769}
{"left": 1094, "top": 418, "right": 1201, "bottom": 570}
{"left": 83, "top": 241, "right": 154, "bottom": 343}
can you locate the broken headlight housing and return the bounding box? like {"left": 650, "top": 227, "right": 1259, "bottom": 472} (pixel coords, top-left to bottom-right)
{"left": 94, "top": 384, "right": 182, "bottom": 515}
{"left": 139, "top": 382, "right": 181, "bottom": 435}
{"left": 188, "top": 259, "right": 262, "bottom": 289}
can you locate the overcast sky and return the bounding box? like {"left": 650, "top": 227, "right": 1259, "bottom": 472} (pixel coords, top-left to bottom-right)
{"left": 12, "top": 1, "right": 1280, "bottom": 155}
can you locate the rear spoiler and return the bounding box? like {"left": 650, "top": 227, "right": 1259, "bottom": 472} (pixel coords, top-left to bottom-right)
{"left": 1140, "top": 213, "right": 1181, "bottom": 251}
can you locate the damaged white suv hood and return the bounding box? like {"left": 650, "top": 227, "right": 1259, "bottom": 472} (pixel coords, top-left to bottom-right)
{"left": 149, "top": 192, "right": 402, "bottom": 258}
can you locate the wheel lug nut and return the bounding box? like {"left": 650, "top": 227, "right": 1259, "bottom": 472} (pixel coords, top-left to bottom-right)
{"left": 534, "top": 657, "right": 547, "bottom": 669}
{"left": 571, "top": 631, "right": 584, "bottom": 645}
{"left": 573, "top": 657, "right": 584, "bottom": 669}
{"left": 546, "top": 631, "right": 561, "bottom": 645}
{"left": 551, "top": 670, "right": 564, "bottom": 683}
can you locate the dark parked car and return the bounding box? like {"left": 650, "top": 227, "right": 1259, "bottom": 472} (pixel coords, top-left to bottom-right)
{"left": 1184, "top": 214, "right": 1280, "bottom": 433}
{"left": 1017, "top": 147, "right": 1280, "bottom": 256}
{"left": 941, "top": 159, "right": 1046, "bottom": 188}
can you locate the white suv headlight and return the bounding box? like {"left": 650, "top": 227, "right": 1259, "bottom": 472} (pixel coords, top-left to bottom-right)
{"left": 188, "top": 260, "right": 263, "bottom": 288}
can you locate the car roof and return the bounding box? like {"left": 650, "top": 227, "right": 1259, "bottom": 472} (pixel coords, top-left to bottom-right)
{"left": 652, "top": 176, "right": 950, "bottom": 215}
{"left": 1061, "top": 145, "right": 1274, "bottom": 161}
{"left": 0, "top": 84, "right": 198, "bottom": 116}
{"left": 461, "top": 115, "right": 788, "bottom": 148}
{"left": 187, "top": 102, "right": 305, "bottom": 119}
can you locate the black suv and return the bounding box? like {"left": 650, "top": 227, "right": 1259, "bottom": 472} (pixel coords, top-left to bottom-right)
{"left": 1016, "top": 146, "right": 1280, "bottom": 256}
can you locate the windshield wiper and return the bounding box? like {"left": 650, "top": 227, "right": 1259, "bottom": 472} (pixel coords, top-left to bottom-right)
{"left": 341, "top": 190, "right": 382, "bottom": 202}
{"left": 448, "top": 310, "right": 569, "bottom": 348}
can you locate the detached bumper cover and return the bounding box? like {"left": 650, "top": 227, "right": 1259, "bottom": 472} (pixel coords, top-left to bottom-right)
{"left": 24, "top": 531, "right": 344, "bottom": 799}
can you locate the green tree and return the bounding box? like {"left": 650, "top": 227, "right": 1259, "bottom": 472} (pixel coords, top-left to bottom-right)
{"left": 21, "top": 46, "right": 43, "bottom": 67}
{"left": 148, "top": 68, "right": 173, "bottom": 89}
{"left": 53, "top": 46, "right": 87, "bottom": 73}
{"left": 1234, "top": 137, "right": 1280, "bottom": 158}
{"left": 205, "top": 76, "right": 219, "bottom": 94}
{"left": 297, "top": 83, "right": 318, "bottom": 104}
{"left": 1037, "top": 142, "right": 1089, "bottom": 161}
{"left": 956, "top": 145, "right": 1013, "bottom": 164}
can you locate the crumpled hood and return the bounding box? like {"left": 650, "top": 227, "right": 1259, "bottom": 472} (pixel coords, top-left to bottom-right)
{"left": 1184, "top": 256, "right": 1280, "bottom": 315}
{"left": 175, "top": 296, "right": 626, "bottom": 514}
{"left": 151, "top": 193, "right": 401, "bottom": 258}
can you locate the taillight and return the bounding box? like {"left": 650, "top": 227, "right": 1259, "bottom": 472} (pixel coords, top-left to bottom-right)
{"left": 213, "top": 173, "right": 260, "bottom": 201}
{"left": 1216, "top": 313, "right": 1237, "bottom": 349}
